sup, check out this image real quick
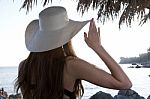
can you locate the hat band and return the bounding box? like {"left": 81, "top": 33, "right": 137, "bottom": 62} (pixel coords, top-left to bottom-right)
{"left": 39, "top": 12, "right": 69, "bottom": 31}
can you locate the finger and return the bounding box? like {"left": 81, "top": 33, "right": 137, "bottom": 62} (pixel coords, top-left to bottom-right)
{"left": 92, "top": 20, "right": 97, "bottom": 32}
{"left": 98, "top": 27, "right": 101, "bottom": 44}
{"left": 89, "top": 18, "right": 93, "bottom": 32}
{"left": 84, "top": 32, "right": 89, "bottom": 44}
{"left": 98, "top": 27, "right": 100, "bottom": 37}
{"left": 84, "top": 32, "right": 87, "bottom": 36}
{"left": 84, "top": 32, "right": 88, "bottom": 40}
{"left": 89, "top": 19, "right": 97, "bottom": 33}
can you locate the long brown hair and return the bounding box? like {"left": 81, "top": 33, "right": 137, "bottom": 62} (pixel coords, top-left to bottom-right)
{"left": 15, "top": 41, "right": 84, "bottom": 99}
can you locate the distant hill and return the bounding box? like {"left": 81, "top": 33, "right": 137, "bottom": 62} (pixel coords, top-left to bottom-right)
{"left": 119, "top": 52, "right": 150, "bottom": 67}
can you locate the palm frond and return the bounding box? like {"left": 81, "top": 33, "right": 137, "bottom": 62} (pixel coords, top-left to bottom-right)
{"left": 20, "top": 0, "right": 150, "bottom": 28}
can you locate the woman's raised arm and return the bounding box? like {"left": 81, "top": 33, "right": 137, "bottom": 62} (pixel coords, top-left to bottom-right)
{"left": 67, "top": 18, "right": 132, "bottom": 90}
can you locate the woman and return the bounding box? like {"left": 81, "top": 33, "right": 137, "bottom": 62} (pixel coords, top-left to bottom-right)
{"left": 15, "top": 6, "right": 132, "bottom": 99}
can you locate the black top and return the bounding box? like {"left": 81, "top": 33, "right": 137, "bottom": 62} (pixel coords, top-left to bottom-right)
{"left": 64, "top": 89, "right": 76, "bottom": 99}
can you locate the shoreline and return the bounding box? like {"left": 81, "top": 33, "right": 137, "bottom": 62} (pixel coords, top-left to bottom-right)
{"left": 1, "top": 88, "right": 150, "bottom": 99}
{"left": 0, "top": 88, "right": 22, "bottom": 99}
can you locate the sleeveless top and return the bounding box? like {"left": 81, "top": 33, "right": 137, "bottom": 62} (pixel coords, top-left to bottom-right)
{"left": 64, "top": 89, "right": 76, "bottom": 99}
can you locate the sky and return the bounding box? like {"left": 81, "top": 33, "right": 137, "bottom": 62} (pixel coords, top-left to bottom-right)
{"left": 0, "top": 0, "right": 150, "bottom": 66}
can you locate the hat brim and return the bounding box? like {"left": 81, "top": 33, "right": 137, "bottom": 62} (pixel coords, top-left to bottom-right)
{"left": 25, "top": 19, "right": 89, "bottom": 52}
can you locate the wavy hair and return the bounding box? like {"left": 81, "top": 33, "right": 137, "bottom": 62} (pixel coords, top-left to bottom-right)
{"left": 15, "top": 41, "right": 84, "bottom": 99}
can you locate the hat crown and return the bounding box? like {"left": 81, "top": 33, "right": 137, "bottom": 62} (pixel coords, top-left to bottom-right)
{"left": 39, "top": 6, "right": 69, "bottom": 31}
{"left": 25, "top": 6, "right": 89, "bottom": 52}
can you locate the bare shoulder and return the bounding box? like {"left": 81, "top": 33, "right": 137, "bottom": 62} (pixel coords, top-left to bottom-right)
{"left": 65, "top": 56, "right": 77, "bottom": 61}
{"left": 66, "top": 56, "right": 91, "bottom": 67}
{"left": 65, "top": 56, "right": 98, "bottom": 80}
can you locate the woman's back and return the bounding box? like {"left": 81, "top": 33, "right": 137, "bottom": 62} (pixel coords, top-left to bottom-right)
{"left": 64, "top": 56, "right": 90, "bottom": 99}
{"left": 63, "top": 57, "right": 77, "bottom": 99}
{"left": 15, "top": 6, "right": 132, "bottom": 99}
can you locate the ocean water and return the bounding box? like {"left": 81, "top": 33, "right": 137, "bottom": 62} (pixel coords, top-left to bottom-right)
{"left": 83, "top": 64, "right": 150, "bottom": 98}
{"left": 0, "top": 67, "right": 18, "bottom": 95}
{"left": 0, "top": 64, "right": 150, "bottom": 98}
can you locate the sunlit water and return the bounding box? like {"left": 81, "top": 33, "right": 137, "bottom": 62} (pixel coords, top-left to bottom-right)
{"left": 83, "top": 64, "right": 150, "bottom": 98}
{"left": 0, "top": 64, "right": 150, "bottom": 98}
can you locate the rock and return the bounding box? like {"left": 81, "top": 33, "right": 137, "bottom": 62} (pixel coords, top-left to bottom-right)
{"left": 114, "top": 89, "right": 145, "bottom": 99}
{"left": 114, "top": 95, "right": 133, "bottom": 99}
{"left": 9, "top": 94, "right": 16, "bottom": 99}
{"left": 15, "top": 93, "right": 22, "bottom": 98}
{"left": 9, "top": 93, "right": 22, "bottom": 99}
{"left": 0, "top": 88, "right": 8, "bottom": 98}
{"left": 0, "top": 96, "right": 6, "bottom": 99}
{"left": 147, "top": 95, "right": 150, "bottom": 99}
{"left": 90, "top": 91, "right": 113, "bottom": 99}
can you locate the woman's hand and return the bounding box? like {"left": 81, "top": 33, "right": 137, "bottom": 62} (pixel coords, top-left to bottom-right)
{"left": 80, "top": 19, "right": 132, "bottom": 89}
{"left": 84, "top": 18, "right": 101, "bottom": 51}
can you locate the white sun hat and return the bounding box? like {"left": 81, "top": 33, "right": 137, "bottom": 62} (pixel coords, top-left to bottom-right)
{"left": 25, "top": 6, "right": 89, "bottom": 52}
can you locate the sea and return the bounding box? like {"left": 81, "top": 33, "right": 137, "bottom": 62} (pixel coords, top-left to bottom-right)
{"left": 0, "top": 64, "right": 150, "bottom": 98}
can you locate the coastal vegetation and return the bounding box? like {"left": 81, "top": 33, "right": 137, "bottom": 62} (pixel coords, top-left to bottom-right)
{"left": 18, "top": 0, "right": 150, "bottom": 28}
{"left": 119, "top": 47, "right": 150, "bottom": 67}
